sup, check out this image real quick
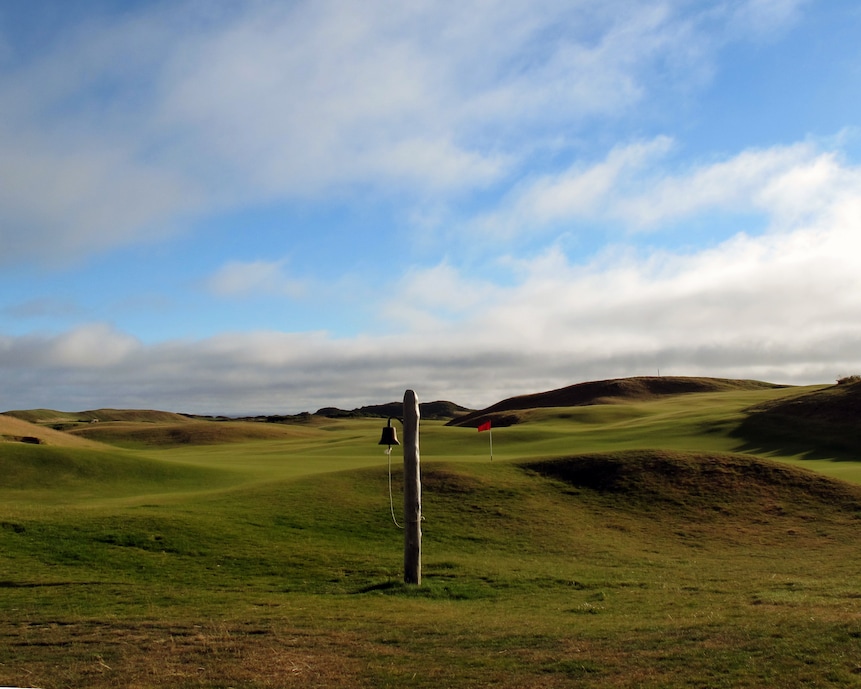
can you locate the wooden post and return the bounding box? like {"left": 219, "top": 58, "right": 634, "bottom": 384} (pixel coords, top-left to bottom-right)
{"left": 402, "top": 389, "right": 421, "bottom": 585}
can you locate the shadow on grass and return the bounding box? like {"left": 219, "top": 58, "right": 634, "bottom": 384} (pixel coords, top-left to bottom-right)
{"left": 729, "top": 413, "right": 861, "bottom": 462}
{"left": 727, "top": 382, "right": 861, "bottom": 462}
{"left": 0, "top": 580, "right": 82, "bottom": 588}
{"left": 352, "top": 578, "right": 496, "bottom": 600}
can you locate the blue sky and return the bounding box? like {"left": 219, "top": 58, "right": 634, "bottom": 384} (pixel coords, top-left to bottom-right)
{"left": 2, "top": 0, "right": 861, "bottom": 415}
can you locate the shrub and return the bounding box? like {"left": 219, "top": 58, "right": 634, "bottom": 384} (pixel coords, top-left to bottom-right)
{"left": 837, "top": 375, "right": 861, "bottom": 385}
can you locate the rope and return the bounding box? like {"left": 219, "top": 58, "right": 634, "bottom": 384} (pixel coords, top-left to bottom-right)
{"left": 386, "top": 447, "right": 403, "bottom": 529}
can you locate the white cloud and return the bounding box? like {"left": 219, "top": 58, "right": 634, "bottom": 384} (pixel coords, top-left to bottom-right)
{"left": 206, "top": 259, "right": 307, "bottom": 298}
{"left": 4, "top": 0, "right": 851, "bottom": 415}
{"left": 4, "top": 191, "right": 861, "bottom": 415}
{"left": 615, "top": 143, "right": 848, "bottom": 229}
{"left": 51, "top": 324, "right": 141, "bottom": 367}
{"left": 476, "top": 137, "right": 674, "bottom": 236}
{"left": 729, "top": 0, "right": 809, "bottom": 38}
{"left": 153, "top": 0, "right": 678, "bottom": 194}
{"left": 380, "top": 262, "right": 501, "bottom": 331}
{"left": 0, "top": 323, "right": 140, "bottom": 370}
{"left": 1, "top": 297, "right": 83, "bottom": 320}
{"left": 0, "top": 0, "right": 797, "bottom": 264}
{"left": 478, "top": 139, "right": 860, "bottom": 239}
{"left": 0, "top": 135, "right": 201, "bottom": 264}
{"left": 5, "top": 130, "right": 861, "bottom": 414}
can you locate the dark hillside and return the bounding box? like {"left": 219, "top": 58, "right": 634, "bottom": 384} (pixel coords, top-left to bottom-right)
{"left": 734, "top": 381, "right": 861, "bottom": 457}
{"left": 449, "top": 376, "right": 783, "bottom": 427}
{"left": 316, "top": 400, "right": 470, "bottom": 420}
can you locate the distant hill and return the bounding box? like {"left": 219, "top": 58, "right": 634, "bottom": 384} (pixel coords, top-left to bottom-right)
{"left": 2, "top": 402, "right": 472, "bottom": 449}
{"left": 315, "top": 400, "right": 471, "bottom": 421}
{"left": 733, "top": 380, "right": 861, "bottom": 456}
{"left": 2, "top": 408, "right": 292, "bottom": 449}
{"left": 3, "top": 408, "right": 192, "bottom": 428}
{"left": 448, "top": 376, "right": 784, "bottom": 428}
{"left": 66, "top": 420, "right": 318, "bottom": 448}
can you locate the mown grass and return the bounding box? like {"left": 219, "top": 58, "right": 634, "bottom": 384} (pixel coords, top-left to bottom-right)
{"left": 2, "top": 383, "right": 861, "bottom": 687}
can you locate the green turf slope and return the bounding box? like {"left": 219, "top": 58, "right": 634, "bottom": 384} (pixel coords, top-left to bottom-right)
{"left": 2, "top": 451, "right": 861, "bottom": 688}
{"left": 0, "top": 442, "right": 234, "bottom": 502}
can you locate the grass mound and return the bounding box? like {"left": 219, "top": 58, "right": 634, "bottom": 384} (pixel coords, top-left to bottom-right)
{"left": 734, "top": 381, "right": 861, "bottom": 457}
{"left": 0, "top": 443, "right": 231, "bottom": 496}
{"left": 67, "top": 420, "right": 320, "bottom": 448}
{"left": 450, "top": 376, "right": 783, "bottom": 427}
{"left": 524, "top": 449, "right": 861, "bottom": 517}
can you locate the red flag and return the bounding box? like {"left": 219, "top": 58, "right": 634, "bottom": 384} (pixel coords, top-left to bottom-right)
{"left": 477, "top": 420, "right": 492, "bottom": 433}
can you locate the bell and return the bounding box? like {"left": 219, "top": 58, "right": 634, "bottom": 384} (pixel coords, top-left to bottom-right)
{"left": 378, "top": 419, "right": 400, "bottom": 446}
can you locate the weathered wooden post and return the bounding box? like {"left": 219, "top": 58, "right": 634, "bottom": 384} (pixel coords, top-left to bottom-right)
{"left": 402, "top": 389, "right": 422, "bottom": 585}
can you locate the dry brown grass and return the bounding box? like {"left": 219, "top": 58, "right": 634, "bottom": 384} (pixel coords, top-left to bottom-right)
{"left": 0, "top": 619, "right": 371, "bottom": 689}
{"left": 0, "top": 414, "right": 105, "bottom": 449}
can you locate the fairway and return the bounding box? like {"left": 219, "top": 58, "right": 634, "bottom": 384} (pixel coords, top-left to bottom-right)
{"left": 2, "top": 381, "right": 861, "bottom": 687}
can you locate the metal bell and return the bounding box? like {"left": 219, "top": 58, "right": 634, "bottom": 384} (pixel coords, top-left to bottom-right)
{"left": 379, "top": 419, "right": 400, "bottom": 446}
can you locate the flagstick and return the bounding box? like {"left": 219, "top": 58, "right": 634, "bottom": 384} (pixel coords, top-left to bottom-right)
{"left": 478, "top": 421, "right": 493, "bottom": 460}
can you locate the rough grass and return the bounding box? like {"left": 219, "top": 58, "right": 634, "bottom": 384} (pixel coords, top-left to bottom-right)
{"left": 3, "top": 450, "right": 861, "bottom": 687}
{"left": 3, "top": 382, "right": 861, "bottom": 687}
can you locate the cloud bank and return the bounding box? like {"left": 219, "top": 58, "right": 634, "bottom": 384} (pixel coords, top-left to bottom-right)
{"left": 4, "top": 139, "right": 860, "bottom": 414}
{"left": 2, "top": 0, "right": 857, "bottom": 415}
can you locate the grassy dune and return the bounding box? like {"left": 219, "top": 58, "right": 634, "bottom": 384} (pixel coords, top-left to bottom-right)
{"left": 67, "top": 419, "right": 327, "bottom": 449}
{"left": 3, "top": 408, "right": 194, "bottom": 425}
{"left": 2, "top": 380, "right": 861, "bottom": 687}
{"left": 0, "top": 413, "right": 107, "bottom": 449}
{"left": 0, "top": 444, "right": 237, "bottom": 506}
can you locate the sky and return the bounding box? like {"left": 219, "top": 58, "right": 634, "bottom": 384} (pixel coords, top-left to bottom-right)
{"left": 2, "top": 0, "right": 861, "bottom": 415}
